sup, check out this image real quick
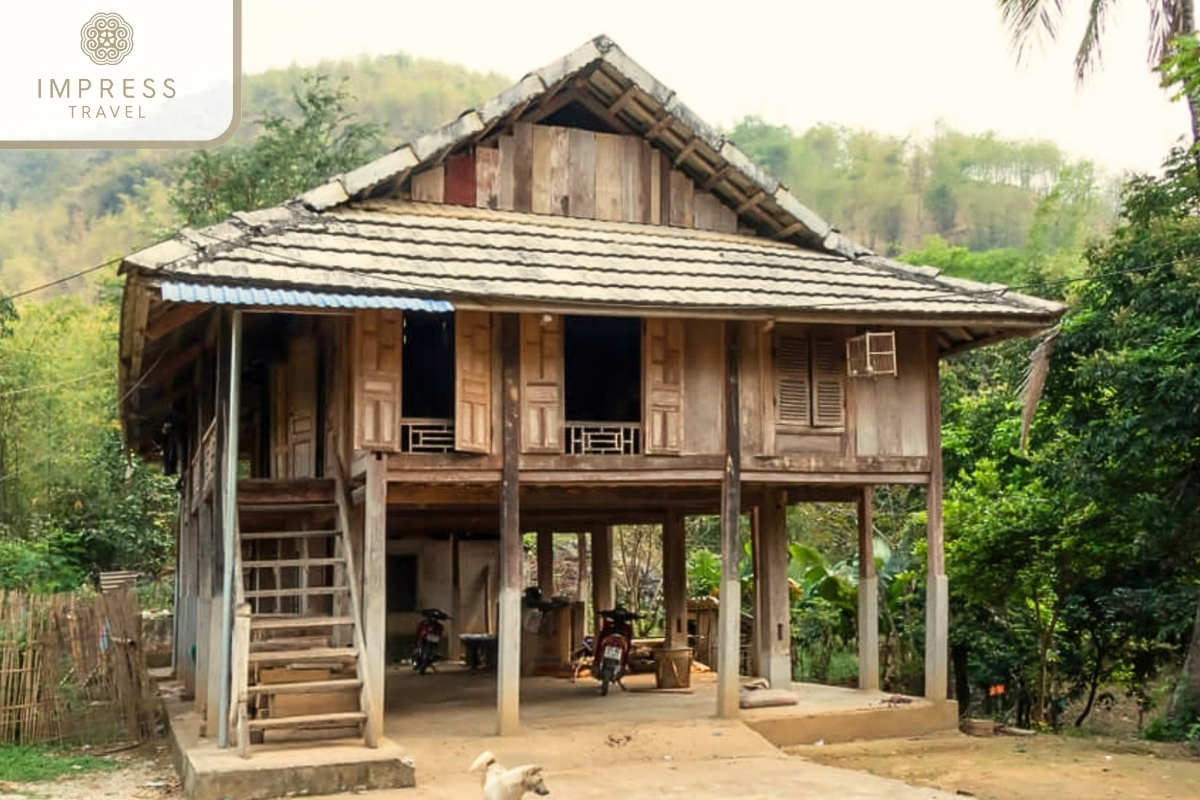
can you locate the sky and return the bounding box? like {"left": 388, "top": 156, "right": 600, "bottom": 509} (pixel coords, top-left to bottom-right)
{"left": 240, "top": 0, "right": 1193, "bottom": 175}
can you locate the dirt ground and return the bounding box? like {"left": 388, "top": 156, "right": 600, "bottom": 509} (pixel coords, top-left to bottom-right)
{"left": 796, "top": 732, "right": 1200, "bottom": 800}
{"left": 0, "top": 742, "right": 179, "bottom": 800}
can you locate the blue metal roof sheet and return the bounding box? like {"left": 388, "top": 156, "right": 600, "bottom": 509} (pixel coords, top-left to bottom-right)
{"left": 160, "top": 281, "right": 453, "bottom": 312}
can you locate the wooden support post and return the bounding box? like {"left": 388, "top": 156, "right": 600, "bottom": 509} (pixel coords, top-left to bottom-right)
{"left": 925, "top": 340, "right": 949, "bottom": 702}
{"left": 576, "top": 533, "right": 590, "bottom": 633}
{"left": 750, "top": 505, "right": 764, "bottom": 678}
{"left": 591, "top": 524, "right": 614, "bottom": 635}
{"left": 858, "top": 486, "right": 880, "bottom": 691}
{"left": 450, "top": 533, "right": 462, "bottom": 661}
{"left": 536, "top": 529, "right": 555, "bottom": 596}
{"left": 758, "top": 487, "right": 791, "bottom": 688}
{"left": 497, "top": 313, "right": 522, "bottom": 735}
{"left": 363, "top": 453, "right": 387, "bottom": 742}
{"left": 717, "top": 322, "right": 742, "bottom": 719}
{"left": 230, "top": 603, "right": 250, "bottom": 758}
{"left": 663, "top": 510, "right": 688, "bottom": 649}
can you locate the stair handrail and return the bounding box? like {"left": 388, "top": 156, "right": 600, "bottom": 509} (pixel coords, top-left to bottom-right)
{"left": 332, "top": 454, "right": 378, "bottom": 748}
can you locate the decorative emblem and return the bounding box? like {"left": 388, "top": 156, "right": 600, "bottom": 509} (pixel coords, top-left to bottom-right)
{"left": 80, "top": 12, "right": 134, "bottom": 66}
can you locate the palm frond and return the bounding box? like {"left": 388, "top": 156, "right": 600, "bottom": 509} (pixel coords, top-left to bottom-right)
{"left": 1020, "top": 326, "right": 1060, "bottom": 451}
{"left": 997, "top": 0, "right": 1067, "bottom": 65}
{"left": 1147, "top": 0, "right": 1185, "bottom": 67}
{"left": 1074, "top": 0, "right": 1114, "bottom": 83}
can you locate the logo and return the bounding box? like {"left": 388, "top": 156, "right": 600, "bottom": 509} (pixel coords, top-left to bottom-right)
{"left": 80, "top": 12, "right": 134, "bottom": 66}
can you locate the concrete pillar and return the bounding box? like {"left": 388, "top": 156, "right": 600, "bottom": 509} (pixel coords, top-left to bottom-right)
{"left": 497, "top": 314, "right": 522, "bottom": 735}
{"left": 757, "top": 487, "right": 791, "bottom": 688}
{"left": 591, "top": 524, "right": 614, "bottom": 634}
{"left": 536, "top": 529, "right": 555, "bottom": 597}
{"left": 857, "top": 486, "right": 880, "bottom": 691}
{"left": 363, "top": 453, "right": 387, "bottom": 743}
{"left": 717, "top": 322, "right": 742, "bottom": 719}
{"left": 663, "top": 511, "right": 688, "bottom": 649}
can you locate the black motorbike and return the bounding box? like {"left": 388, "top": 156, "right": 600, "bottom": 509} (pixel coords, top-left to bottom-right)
{"left": 412, "top": 608, "right": 451, "bottom": 674}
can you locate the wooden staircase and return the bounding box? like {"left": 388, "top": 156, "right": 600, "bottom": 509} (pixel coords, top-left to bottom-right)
{"left": 229, "top": 475, "right": 376, "bottom": 756}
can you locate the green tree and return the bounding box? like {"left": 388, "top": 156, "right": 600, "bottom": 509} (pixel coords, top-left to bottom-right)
{"left": 172, "top": 74, "right": 383, "bottom": 227}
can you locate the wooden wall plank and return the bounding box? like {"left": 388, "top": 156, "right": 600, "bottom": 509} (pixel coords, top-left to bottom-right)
{"left": 567, "top": 129, "right": 595, "bottom": 219}
{"left": 594, "top": 132, "right": 623, "bottom": 222}
{"left": 717, "top": 204, "right": 738, "bottom": 233}
{"left": 444, "top": 153, "right": 476, "bottom": 207}
{"left": 548, "top": 127, "right": 570, "bottom": 216}
{"left": 512, "top": 123, "right": 534, "bottom": 213}
{"left": 619, "top": 136, "right": 644, "bottom": 223}
{"left": 694, "top": 192, "right": 720, "bottom": 231}
{"left": 682, "top": 319, "right": 723, "bottom": 455}
{"left": 411, "top": 167, "right": 444, "bottom": 203}
{"left": 669, "top": 169, "right": 694, "bottom": 227}
{"left": 497, "top": 136, "right": 515, "bottom": 211}
{"left": 532, "top": 125, "right": 553, "bottom": 214}
{"left": 476, "top": 147, "right": 500, "bottom": 209}
{"left": 649, "top": 150, "right": 662, "bottom": 225}
{"left": 638, "top": 140, "right": 653, "bottom": 223}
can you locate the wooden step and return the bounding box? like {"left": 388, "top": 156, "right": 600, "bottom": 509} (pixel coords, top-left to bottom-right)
{"left": 248, "top": 647, "right": 358, "bottom": 665}
{"left": 243, "top": 586, "right": 350, "bottom": 599}
{"left": 240, "top": 503, "right": 337, "bottom": 513}
{"left": 242, "top": 557, "right": 344, "bottom": 569}
{"left": 240, "top": 529, "right": 339, "bottom": 541}
{"left": 250, "top": 616, "right": 355, "bottom": 631}
{"left": 248, "top": 711, "right": 366, "bottom": 731}
{"left": 246, "top": 678, "right": 362, "bottom": 696}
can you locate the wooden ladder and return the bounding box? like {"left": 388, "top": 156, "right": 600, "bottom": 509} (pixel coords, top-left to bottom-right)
{"left": 229, "top": 475, "right": 376, "bottom": 756}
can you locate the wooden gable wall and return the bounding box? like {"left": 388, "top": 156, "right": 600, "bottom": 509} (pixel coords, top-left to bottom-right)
{"left": 404, "top": 122, "right": 742, "bottom": 235}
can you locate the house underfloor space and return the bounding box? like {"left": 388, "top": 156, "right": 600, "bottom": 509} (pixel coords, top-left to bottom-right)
{"left": 382, "top": 664, "right": 957, "bottom": 746}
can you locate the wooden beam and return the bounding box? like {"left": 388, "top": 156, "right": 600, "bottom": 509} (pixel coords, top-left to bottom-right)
{"left": 673, "top": 139, "right": 700, "bottom": 167}
{"left": 772, "top": 221, "right": 805, "bottom": 240}
{"left": 643, "top": 113, "right": 675, "bottom": 141}
{"left": 608, "top": 85, "right": 638, "bottom": 116}
{"left": 700, "top": 165, "right": 733, "bottom": 193}
{"left": 924, "top": 333, "right": 949, "bottom": 702}
{"left": 146, "top": 303, "right": 211, "bottom": 342}
{"left": 858, "top": 486, "right": 879, "bottom": 691}
{"left": 735, "top": 190, "right": 768, "bottom": 216}
{"left": 497, "top": 313, "right": 522, "bottom": 735}
{"left": 717, "top": 322, "right": 742, "bottom": 719}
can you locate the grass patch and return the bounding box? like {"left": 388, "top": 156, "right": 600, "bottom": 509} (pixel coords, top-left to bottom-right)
{"left": 0, "top": 745, "right": 122, "bottom": 783}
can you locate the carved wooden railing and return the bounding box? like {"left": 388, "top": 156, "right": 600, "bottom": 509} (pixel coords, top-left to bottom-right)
{"left": 188, "top": 419, "right": 218, "bottom": 512}
{"left": 565, "top": 421, "right": 641, "bottom": 455}
{"left": 400, "top": 417, "right": 455, "bottom": 453}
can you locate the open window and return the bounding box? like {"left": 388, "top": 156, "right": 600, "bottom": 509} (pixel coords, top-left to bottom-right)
{"left": 563, "top": 315, "right": 642, "bottom": 454}
{"left": 401, "top": 312, "right": 456, "bottom": 452}
{"left": 772, "top": 328, "right": 846, "bottom": 430}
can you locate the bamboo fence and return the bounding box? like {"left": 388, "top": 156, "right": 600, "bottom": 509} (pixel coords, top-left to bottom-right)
{"left": 0, "top": 589, "right": 157, "bottom": 746}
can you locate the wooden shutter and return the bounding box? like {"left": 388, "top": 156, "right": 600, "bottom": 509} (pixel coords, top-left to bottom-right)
{"left": 353, "top": 309, "right": 403, "bottom": 452}
{"left": 520, "top": 314, "right": 564, "bottom": 453}
{"left": 774, "top": 333, "right": 811, "bottom": 427}
{"left": 643, "top": 318, "right": 685, "bottom": 455}
{"left": 286, "top": 335, "right": 318, "bottom": 478}
{"left": 455, "top": 311, "right": 493, "bottom": 453}
{"left": 812, "top": 335, "right": 846, "bottom": 428}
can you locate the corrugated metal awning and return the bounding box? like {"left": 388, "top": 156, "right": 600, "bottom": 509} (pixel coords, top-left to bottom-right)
{"left": 160, "top": 281, "right": 453, "bottom": 312}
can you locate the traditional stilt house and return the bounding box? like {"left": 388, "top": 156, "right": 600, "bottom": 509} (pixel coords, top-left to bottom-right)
{"left": 117, "top": 36, "right": 1064, "bottom": 752}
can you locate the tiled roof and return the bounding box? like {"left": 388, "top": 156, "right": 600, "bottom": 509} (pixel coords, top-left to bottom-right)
{"left": 126, "top": 202, "right": 1061, "bottom": 324}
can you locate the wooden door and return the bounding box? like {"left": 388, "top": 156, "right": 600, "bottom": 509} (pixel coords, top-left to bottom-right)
{"left": 455, "top": 311, "right": 493, "bottom": 454}
{"left": 643, "top": 318, "right": 684, "bottom": 455}
{"left": 270, "top": 364, "right": 288, "bottom": 478}
{"left": 353, "top": 309, "right": 403, "bottom": 452}
{"left": 520, "top": 314, "right": 564, "bottom": 453}
{"left": 286, "top": 335, "right": 318, "bottom": 478}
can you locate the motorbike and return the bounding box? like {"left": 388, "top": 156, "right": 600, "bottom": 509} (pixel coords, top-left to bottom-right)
{"left": 412, "top": 608, "right": 451, "bottom": 674}
{"left": 592, "top": 606, "right": 640, "bottom": 696}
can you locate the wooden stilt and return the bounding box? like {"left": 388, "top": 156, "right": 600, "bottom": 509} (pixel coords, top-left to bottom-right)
{"left": 497, "top": 313, "right": 522, "bottom": 735}
{"left": 925, "top": 335, "right": 948, "bottom": 702}
{"left": 536, "top": 529, "right": 555, "bottom": 596}
{"left": 363, "top": 453, "right": 387, "bottom": 742}
{"left": 591, "top": 524, "right": 614, "bottom": 635}
{"left": 759, "top": 487, "right": 791, "bottom": 688}
{"left": 717, "top": 322, "right": 742, "bottom": 719}
{"left": 663, "top": 510, "right": 688, "bottom": 649}
{"left": 858, "top": 486, "right": 880, "bottom": 691}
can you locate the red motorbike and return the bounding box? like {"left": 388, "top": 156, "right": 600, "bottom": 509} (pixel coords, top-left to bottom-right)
{"left": 592, "top": 606, "right": 640, "bottom": 696}
{"left": 412, "top": 608, "right": 450, "bottom": 674}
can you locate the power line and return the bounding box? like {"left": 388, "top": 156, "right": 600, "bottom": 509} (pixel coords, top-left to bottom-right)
{"left": 5, "top": 256, "right": 122, "bottom": 300}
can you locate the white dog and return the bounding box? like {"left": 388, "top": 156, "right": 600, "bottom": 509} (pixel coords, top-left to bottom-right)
{"left": 469, "top": 751, "right": 550, "bottom": 800}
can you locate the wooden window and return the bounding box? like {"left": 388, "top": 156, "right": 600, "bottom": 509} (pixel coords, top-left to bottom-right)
{"left": 773, "top": 330, "right": 845, "bottom": 429}
{"left": 386, "top": 554, "right": 418, "bottom": 614}
{"left": 846, "top": 331, "right": 898, "bottom": 378}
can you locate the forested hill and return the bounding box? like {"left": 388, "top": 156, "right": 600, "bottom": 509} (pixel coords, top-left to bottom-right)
{"left": 0, "top": 51, "right": 1114, "bottom": 297}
